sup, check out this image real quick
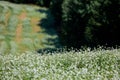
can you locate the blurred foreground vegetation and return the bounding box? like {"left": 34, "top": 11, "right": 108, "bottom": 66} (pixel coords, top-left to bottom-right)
{"left": 0, "top": 48, "right": 120, "bottom": 80}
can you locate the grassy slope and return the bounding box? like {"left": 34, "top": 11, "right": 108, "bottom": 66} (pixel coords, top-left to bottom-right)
{"left": 0, "top": 1, "right": 60, "bottom": 54}
{"left": 0, "top": 49, "right": 120, "bottom": 80}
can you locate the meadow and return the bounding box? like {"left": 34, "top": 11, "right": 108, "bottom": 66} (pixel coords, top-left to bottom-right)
{"left": 0, "top": 1, "right": 60, "bottom": 54}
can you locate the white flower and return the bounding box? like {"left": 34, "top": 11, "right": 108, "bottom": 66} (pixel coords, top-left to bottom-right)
{"left": 81, "top": 68, "right": 88, "bottom": 74}
{"left": 41, "top": 78, "right": 47, "bottom": 80}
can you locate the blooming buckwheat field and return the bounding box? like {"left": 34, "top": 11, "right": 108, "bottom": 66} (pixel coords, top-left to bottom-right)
{"left": 0, "top": 49, "right": 120, "bottom": 80}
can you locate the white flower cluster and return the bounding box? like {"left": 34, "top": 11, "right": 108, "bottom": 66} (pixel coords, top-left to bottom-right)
{"left": 0, "top": 49, "right": 120, "bottom": 80}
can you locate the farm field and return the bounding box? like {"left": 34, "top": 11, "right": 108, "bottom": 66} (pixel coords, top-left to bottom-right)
{"left": 0, "top": 1, "right": 120, "bottom": 80}
{"left": 0, "top": 49, "right": 120, "bottom": 80}
{"left": 0, "top": 1, "right": 61, "bottom": 54}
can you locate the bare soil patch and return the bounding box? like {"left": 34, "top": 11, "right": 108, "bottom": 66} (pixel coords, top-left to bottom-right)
{"left": 15, "top": 12, "right": 27, "bottom": 43}
{"left": 31, "top": 17, "right": 41, "bottom": 32}
{"left": 15, "top": 24, "right": 22, "bottom": 43}
{"left": 18, "top": 12, "right": 27, "bottom": 20}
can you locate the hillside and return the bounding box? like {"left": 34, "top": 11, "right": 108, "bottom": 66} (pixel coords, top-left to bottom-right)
{"left": 0, "top": 1, "right": 61, "bottom": 54}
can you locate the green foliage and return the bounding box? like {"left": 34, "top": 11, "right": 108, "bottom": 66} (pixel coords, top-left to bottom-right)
{"left": 60, "top": 0, "right": 120, "bottom": 48}
{"left": 50, "top": 0, "right": 64, "bottom": 27}
{"left": 0, "top": 49, "right": 120, "bottom": 79}
{"left": 84, "top": 0, "right": 120, "bottom": 46}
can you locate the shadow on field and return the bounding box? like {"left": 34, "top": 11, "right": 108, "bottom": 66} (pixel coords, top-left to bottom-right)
{"left": 37, "top": 9, "right": 55, "bottom": 35}
{"left": 36, "top": 9, "right": 62, "bottom": 53}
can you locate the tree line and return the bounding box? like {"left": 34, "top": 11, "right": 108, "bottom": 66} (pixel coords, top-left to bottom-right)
{"left": 3, "top": 0, "right": 120, "bottom": 48}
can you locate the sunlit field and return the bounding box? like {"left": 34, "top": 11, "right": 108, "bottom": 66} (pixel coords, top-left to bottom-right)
{"left": 0, "top": 1, "right": 60, "bottom": 54}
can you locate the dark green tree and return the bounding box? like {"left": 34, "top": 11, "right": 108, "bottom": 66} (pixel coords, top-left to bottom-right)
{"left": 85, "top": 0, "right": 120, "bottom": 47}
{"left": 61, "top": 0, "right": 120, "bottom": 48}
{"left": 50, "top": 0, "right": 64, "bottom": 27}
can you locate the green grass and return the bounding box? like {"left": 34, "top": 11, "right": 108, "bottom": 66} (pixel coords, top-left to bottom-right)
{"left": 0, "top": 24, "right": 5, "bottom": 33}
{"left": 22, "top": 18, "right": 32, "bottom": 32}
{"left": 7, "top": 15, "right": 18, "bottom": 32}
{"left": 0, "top": 1, "right": 60, "bottom": 53}
{"left": 0, "top": 14, "right": 6, "bottom": 24}
{"left": 0, "top": 49, "right": 120, "bottom": 80}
